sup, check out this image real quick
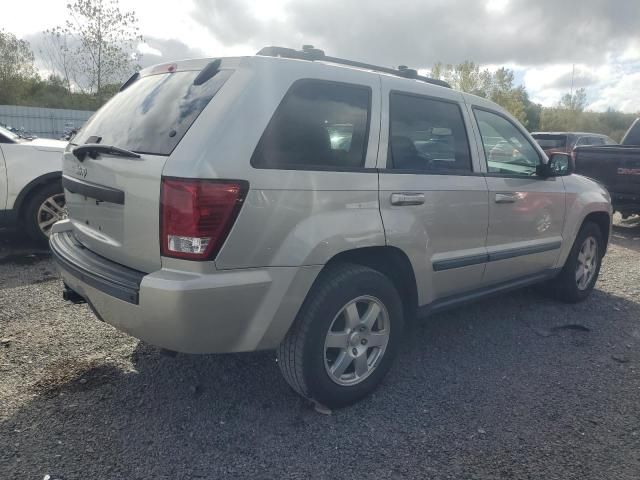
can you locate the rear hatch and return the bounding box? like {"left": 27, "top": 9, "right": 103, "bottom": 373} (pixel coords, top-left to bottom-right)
{"left": 62, "top": 60, "right": 234, "bottom": 272}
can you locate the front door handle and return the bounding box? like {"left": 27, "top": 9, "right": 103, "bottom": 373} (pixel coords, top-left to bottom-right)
{"left": 390, "top": 192, "right": 425, "bottom": 206}
{"left": 495, "top": 193, "right": 519, "bottom": 204}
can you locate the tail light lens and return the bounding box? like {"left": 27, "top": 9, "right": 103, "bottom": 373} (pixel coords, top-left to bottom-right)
{"left": 160, "top": 177, "right": 248, "bottom": 260}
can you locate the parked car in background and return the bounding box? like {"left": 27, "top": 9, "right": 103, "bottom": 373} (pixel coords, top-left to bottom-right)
{"left": 573, "top": 118, "right": 640, "bottom": 218}
{"left": 0, "top": 124, "right": 67, "bottom": 243}
{"left": 532, "top": 132, "right": 616, "bottom": 156}
{"left": 0, "top": 123, "right": 37, "bottom": 141}
{"left": 51, "top": 47, "right": 612, "bottom": 408}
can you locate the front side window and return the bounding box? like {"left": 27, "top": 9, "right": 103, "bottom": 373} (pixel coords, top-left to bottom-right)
{"left": 251, "top": 80, "right": 371, "bottom": 170}
{"left": 388, "top": 93, "right": 472, "bottom": 172}
{"left": 474, "top": 109, "right": 540, "bottom": 176}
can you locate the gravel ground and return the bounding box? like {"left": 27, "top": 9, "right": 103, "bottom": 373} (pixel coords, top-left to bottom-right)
{"left": 1, "top": 217, "right": 639, "bottom": 480}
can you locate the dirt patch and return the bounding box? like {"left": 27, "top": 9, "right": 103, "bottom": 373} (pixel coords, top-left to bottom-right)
{"left": 0, "top": 252, "right": 51, "bottom": 266}
{"left": 31, "top": 357, "right": 121, "bottom": 397}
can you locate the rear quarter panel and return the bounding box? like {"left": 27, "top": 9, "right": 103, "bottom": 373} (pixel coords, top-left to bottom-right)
{"left": 162, "top": 56, "right": 385, "bottom": 270}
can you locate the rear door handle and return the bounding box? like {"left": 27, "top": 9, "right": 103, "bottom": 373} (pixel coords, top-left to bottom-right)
{"left": 390, "top": 193, "right": 425, "bottom": 206}
{"left": 495, "top": 193, "right": 519, "bottom": 204}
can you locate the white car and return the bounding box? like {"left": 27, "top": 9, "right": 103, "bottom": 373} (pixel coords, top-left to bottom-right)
{"left": 0, "top": 125, "right": 67, "bottom": 243}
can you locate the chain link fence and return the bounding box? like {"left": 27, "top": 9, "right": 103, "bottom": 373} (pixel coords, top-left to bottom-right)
{"left": 0, "top": 105, "right": 94, "bottom": 139}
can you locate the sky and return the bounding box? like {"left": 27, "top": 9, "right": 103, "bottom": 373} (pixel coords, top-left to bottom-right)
{"left": 3, "top": 0, "right": 640, "bottom": 112}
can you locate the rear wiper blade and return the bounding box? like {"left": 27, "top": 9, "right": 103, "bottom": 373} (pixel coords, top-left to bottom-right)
{"left": 72, "top": 144, "right": 141, "bottom": 162}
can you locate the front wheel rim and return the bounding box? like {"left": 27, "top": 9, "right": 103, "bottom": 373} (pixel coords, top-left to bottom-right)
{"left": 575, "top": 236, "right": 598, "bottom": 290}
{"left": 323, "top": 295, "right": 390, "bottom": 386}
{"left": 37, "top": 193, "right": 67, "bottom": 237}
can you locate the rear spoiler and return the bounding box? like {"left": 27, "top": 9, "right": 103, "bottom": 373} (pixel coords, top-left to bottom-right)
{"left": 119, "top": 58, "right": 228, "bottom": 92}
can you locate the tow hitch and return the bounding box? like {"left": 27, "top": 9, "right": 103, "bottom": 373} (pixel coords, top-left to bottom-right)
{"left": 62, "top": 285, "right": 86, "bottom": 304}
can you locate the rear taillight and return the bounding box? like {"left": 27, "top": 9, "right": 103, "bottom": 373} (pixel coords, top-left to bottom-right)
{"left": 160, "top": 177, "right": 248, "bottom": 260}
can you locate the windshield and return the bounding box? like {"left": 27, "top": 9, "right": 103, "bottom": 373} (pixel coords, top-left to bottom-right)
{"left": 73, "top": 69, "right": 233, "bottom": 155}
{"left": 533, "top": 134, "right": 567, "bottom": 149}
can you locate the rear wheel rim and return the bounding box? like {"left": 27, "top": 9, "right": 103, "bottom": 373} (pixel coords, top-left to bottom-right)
{"left": 575, "top": 236, "right": 598, "bottom": 291}
{"left": 37, "top": 193, "right": 67, "bottom": 237}
{"left": 323, "top": 295, "right": 390, "bottom": 386}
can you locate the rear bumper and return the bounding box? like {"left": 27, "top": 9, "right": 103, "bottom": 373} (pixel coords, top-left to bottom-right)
{"left": 50, "top": 220, "right": 320, "bottom": 354}
{"left": 51, "top": 227, "right": 144, "bottom": 304}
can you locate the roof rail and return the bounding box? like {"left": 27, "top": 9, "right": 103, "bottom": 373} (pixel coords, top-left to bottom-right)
{"left": 255, "top": 45, "right": 451, "bottom": 89}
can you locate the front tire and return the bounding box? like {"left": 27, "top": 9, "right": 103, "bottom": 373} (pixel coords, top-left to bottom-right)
{"left": 550, "top": 221, "right": 603, "bottom": 303}
{"left": 277, "top": 264, "right": 404, "bottom": 408}
{"left": 23, "top": 183, "right": 66, "bottom": 245}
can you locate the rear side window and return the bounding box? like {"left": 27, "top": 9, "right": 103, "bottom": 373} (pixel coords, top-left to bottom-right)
{"left": 533, "top": 134, "right": 567, "bottom": 149}
{"left": 388, "top": 93, "right": 472, "bottom": 172}
{"left": 73, "top": 69, "right": 233, "bottom": 156}
{"left": 251, "top": 80, "right": 371, "bottom": 170}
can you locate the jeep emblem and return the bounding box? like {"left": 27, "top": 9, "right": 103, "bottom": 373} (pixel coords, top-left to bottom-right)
{"left": 75, "top": 164, "right": 88, "bottom": 178}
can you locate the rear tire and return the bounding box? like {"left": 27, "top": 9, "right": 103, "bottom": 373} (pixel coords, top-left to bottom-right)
{"left": 277, "top": 263, "right": 404, "bottom": 408}
{"left": 23, "top": 183, "right": 66, "bottom": 245}
{"left": 549, "top": 221, "right": 603, "bottom": 303}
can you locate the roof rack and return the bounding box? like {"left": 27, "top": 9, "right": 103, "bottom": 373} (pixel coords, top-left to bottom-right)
{"left": 256, "top": 45, "right": 451, "bottom": 89}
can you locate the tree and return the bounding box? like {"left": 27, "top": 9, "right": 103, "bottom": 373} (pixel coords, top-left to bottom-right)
{"left": 0, "top": 30, "right": 37, "bottom": 103}
{"left": 560, "top": 88, "right": 587, "bottom": 112}
{"left": 39, "top": 29, "right": 79, "bottom": 93}
{"left": 430, "top": 62, "right": 530, "bottom": 125}
{"left": 430, "top": 61, "right": 492, "bottom": 97}
{"left": 485, "top": 68, "right": 527, "bottom": 124}
{"left": 50, "top": 0, "right": 142, "bottom": 96}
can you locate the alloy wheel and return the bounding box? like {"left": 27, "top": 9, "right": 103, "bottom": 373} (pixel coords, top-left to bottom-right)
{"left": 323, "top": 295, "right": 390, "bottom": 386}
{"left": 37, "top": 193, "right": 67, "bottom": 237}
{"left": 575, "top": 236, "right": 598, "bottom": 291}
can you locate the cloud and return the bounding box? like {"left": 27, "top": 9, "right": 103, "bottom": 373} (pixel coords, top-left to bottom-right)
{"left": 190, "top": 0, "right": 640, "bottom": 69}
{"left": 26, "top": 31, "right": 204, "bottom": 74}
{"left": 545, "top": 69, "right": 601, "bottom": 90}
{"left": 14, "top": 0, "right": 640, "bottom": 113}
{"left": 137, "top": 37, "right": 207, "bottom": 68}
{"left": 137, "top": 43, "right": 162, "bottom": 57}
{"left": 588, "top": 72, "right": 640, "bottom": 113}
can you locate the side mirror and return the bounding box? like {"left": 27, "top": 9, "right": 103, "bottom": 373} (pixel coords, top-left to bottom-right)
{"left": 537, "top": 152, "right": 574, "bottom": 177}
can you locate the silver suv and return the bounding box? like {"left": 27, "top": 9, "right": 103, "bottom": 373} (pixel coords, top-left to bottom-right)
{"left": 51, "top": 46, "right": 612, "bottom": 408}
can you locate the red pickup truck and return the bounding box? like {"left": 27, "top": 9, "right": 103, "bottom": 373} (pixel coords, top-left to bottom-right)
{"left": 532, "top": 132, "right": 616, "bottom": 156}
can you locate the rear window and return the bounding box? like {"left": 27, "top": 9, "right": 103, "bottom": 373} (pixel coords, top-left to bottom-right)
{"left": 73, "top": 69, "right": 233, "bottom": 156}
{"left": 532, "top": 134, "right": 567, "bottom": 149}
{"left": 251, "top": 80, "right": 371, "bottom": 170}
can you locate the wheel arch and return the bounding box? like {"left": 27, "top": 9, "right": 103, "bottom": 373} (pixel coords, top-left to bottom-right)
{"left": 582, "top": 210, "right": 611, "bottom": 255}
{"left": 323, "top": 246, "right": 419, "bottom": 320}
{"left": 14, "top": 171, "right": 62, "bottom": 222}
